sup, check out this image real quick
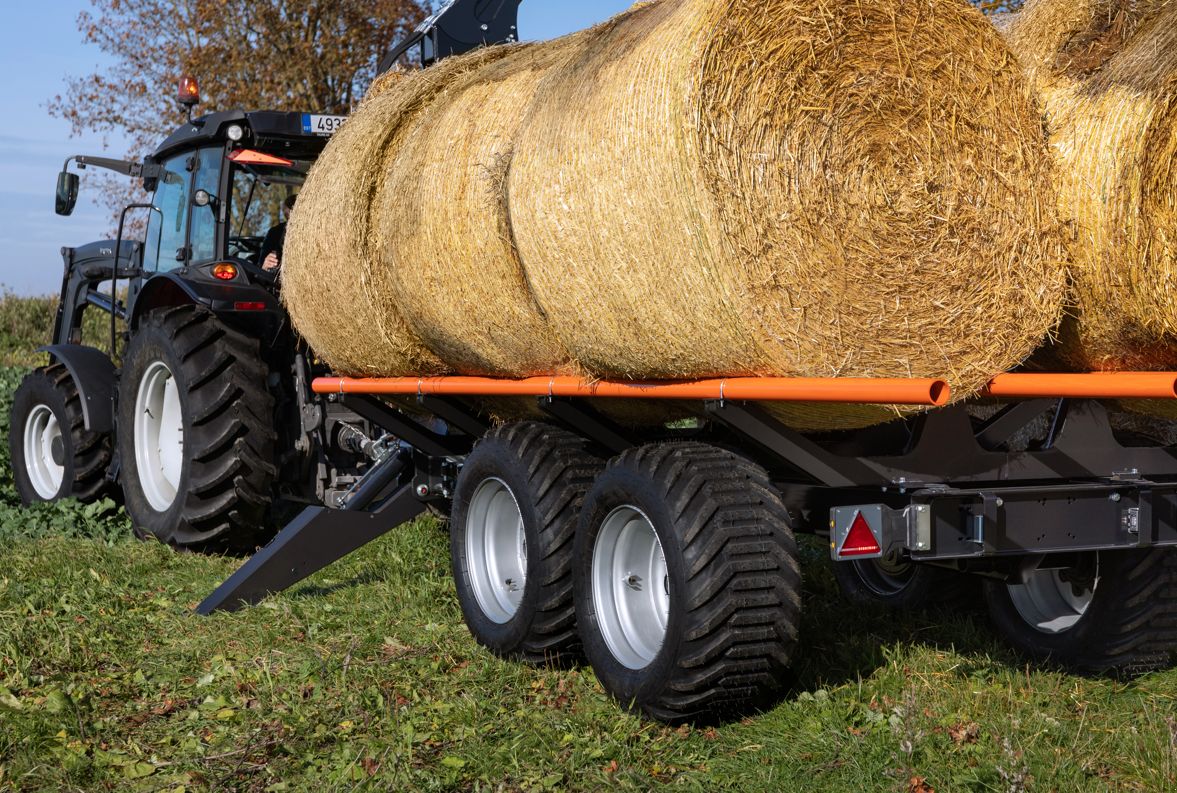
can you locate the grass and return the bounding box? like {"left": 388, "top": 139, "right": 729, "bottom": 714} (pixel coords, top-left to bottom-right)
{"left": 0, "top": 292, "right": 1175, "bottom": 791}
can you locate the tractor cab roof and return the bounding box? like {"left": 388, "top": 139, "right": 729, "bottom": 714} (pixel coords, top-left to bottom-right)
{"left": 151, "top": 109, "right": 339, "bottom": 163}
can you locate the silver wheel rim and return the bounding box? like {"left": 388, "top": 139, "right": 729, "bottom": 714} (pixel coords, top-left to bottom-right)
{"left": 1008, "top": 556, "right": 1099, "bottom": 634}
{"left": 465, "top": 478, "right": 527, "bottom": 623}
{"left": 134, "top": 361, "right": 184, "bottom": 511}
{"left": 592, "top": 506, "right": 669, "bottom": 670}
{"left": 24, "top": 404, "right": 64, "bottom": 499}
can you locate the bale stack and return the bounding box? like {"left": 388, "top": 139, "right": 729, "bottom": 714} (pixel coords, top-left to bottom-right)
{"left": 285, "top": 0, "right": 1070, "bottom": 431}
{"left": 1001, "top": 0, "right": 1177, "bottom": 373}
{"left": 509, "top": 0, "right": 1066, "bottom": 428}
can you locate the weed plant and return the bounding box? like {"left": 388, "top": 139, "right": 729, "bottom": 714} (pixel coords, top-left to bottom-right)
{"left": 0, "top": 364, "right": 1175, "bottom": 790}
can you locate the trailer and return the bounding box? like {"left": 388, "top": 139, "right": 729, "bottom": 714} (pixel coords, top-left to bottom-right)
{"left": 197, "top": 372, "right": 1177, "bottom": 723}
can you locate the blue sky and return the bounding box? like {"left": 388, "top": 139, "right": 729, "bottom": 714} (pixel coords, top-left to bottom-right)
{"left": 0, "top": 1, "right": 634, "bottom": 295}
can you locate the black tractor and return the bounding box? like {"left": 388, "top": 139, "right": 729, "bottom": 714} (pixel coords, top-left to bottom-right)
{"left": 9, "top": 0, "right": 521, "bottom": 551}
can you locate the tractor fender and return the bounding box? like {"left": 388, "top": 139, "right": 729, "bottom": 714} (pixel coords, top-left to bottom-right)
{"left": 129, "top": 272, "right": 280, "bottom": 331}
{"left": 128, "top": 273, "right": 199, "bottom": 330}
{"left": 35, "top": 344, "right": 116, "bottom": 434}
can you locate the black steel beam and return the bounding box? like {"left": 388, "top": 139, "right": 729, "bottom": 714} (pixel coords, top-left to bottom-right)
{"left": 341, "top": 394, "right": 471, "bottom": 457}
{"left": 706, "top": 400, "right": 880, "bottom": 488}
{"left": 196, "top": 483, "right": 426, "bottom": 614}
{"left": 536, "top": 396, "right": 638, "bottom": 455}
{"left": 416, "top": 393, "right": 490, "bottom": 438}
{"left": 973, "top": 399, "right": 1056, "bottom": 451}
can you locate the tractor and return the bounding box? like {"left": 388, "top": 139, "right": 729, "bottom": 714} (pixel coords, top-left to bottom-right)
{"left": 9, "top": 0, "right": 521, "bottom": 551}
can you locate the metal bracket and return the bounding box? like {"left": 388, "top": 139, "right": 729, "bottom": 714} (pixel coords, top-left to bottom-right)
{"left": 416, "top": 393, "right": 490, "bottom": 438}
{"left": 536, "top": 396, "right": 637, "bottom": 455}
{"left": 341, "top": 394, "right": 471, "bottom": 458}
{"left": 973, "top": 399, "right": 1055, "bottom": 451}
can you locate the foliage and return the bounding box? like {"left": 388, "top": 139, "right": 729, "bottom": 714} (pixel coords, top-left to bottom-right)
{"left": 48, "top": 0, "right": 428, "bottom": 230}
{"left": 0, "top": 287, "right": 126, "bottom": 367}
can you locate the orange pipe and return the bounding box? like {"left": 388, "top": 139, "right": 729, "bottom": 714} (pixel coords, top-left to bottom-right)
{"left": 984, "top": 372, "right": 1177, "bottom": 400}
{"left": 312, "top": 375, "right": 952, "bottom": 406}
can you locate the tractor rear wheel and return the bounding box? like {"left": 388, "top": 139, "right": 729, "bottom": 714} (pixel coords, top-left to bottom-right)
{"left": 9, "top": 364, "right": 111, "bottom": 505}
{"left": 118, "top": 306, "right": 276, "bottom": 551}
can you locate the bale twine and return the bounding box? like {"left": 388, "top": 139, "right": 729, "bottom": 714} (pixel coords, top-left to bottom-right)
{"left": 283, "top": 47, "right": 517, "bottom": 377}
{"left": 378, "top": 41, "right": 583, "bottom": 377}
{"left": 1001, "top": 0, "right": 1177, "bottom": 374}
{"left": 509, "top": 0, "right": 1066, "bottom": 430}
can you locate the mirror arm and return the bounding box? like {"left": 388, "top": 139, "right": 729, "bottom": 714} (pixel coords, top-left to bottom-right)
{"left": 66, "top": 156, "right": 165, "bottom": 180}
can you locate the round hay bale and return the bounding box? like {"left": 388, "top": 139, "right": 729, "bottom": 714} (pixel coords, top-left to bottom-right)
{"left": 509, "top": 0, "right": 1066, "bottom": 429}
{"left": 1001, "top": 0, "right": 1177, "bottom": 373}
{"left": 283, "top": 47, "right": 518, "bottom": 377}
{"left": 378, "top": 40, "right": 584, "bottom": 377}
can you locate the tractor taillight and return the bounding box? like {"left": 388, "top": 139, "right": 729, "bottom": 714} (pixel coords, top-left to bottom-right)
{"left": 831, "top": 505, "right": 886, "bottom": 560}
{"left": 235, "top": 302, "right": 265, "bottom": 311}
{"left": 213, "top": 263, "right": 237, "bottom": 280}
{"left": 840, "top": 512, "right": 882, "bottom": 556}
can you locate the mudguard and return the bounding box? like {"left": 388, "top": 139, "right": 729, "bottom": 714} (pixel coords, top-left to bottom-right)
{"left": 35, "top": 344, "right": 116, "bottom": 434}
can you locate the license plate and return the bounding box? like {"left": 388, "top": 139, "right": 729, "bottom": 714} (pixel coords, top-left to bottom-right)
{"left": 302, "top": 114, "right": 347, "bottom": 136}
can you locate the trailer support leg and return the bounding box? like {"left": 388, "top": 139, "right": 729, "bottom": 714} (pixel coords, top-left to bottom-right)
{"left": 196, "top": 483, "right": 427, "bottom": 615}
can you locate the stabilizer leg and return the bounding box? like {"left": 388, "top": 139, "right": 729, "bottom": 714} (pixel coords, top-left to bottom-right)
{"left": 196, "top": 483, "right": 426, "bottom": 614}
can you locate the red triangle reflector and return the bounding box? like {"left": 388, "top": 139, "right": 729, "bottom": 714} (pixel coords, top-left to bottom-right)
{"left": 228, "top": 149, "right": 294, "bottom": 166}
{"left": 840, "top": 511, "right": 881, "bottom": 556}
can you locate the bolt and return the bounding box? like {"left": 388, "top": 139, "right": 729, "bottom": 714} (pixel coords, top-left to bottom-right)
{"left": 996, "top": 498, "right": 1004, "bottom": 507}
{"left": 481, "top": 23, "right": 488, "bottom": 30}
{"left": 416, "top": 484, "right": 429, "bottom": 497}
{"left": 1111, "top": 492, "right": 1121, "bottom": 502}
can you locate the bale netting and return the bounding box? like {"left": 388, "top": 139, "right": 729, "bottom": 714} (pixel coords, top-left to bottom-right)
{"left": 1001, "top": 0, "right": 1177, "bottom": 375}
{"left": 509, "top": 0, "right": 1067, "bottom": 430}
{"left": 378, "top": 40, "right": 585, "bottom": 377}
{"left": 282, "top": 47, "right": 518, "bottom": 377}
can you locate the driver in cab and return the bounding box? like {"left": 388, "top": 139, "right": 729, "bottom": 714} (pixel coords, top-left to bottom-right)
{"left": 260, "top": 193, "right": 296, "bottom": 273}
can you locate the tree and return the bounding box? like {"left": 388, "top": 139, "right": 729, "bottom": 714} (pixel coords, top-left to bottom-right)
{"left": 49, "top": 0, "right": 428, "bottom": 229}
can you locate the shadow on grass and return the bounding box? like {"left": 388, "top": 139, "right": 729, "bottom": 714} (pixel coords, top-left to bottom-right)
{"left": 288, "top": 568, "right": 388, "bottom": 600}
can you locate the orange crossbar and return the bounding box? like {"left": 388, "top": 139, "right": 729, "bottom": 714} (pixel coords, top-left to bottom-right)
{"left": 312, "top": 375, "right": 952, "bottom": 406}
{"left": 984, "top": 372, "right": 1177, "bottom": 399}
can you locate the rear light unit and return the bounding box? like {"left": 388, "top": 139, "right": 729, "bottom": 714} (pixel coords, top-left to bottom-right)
{"left": 831, "top": 506, "right": 884, "bottom": 560}
{"left": 212, "top": 263, "right": 237, "bottom": 280}
{"left": 235, "top": 302, "right": 265, "bottom": 311}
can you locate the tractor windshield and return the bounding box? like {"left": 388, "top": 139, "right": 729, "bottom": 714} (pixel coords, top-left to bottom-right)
{"left": 227, "top": 160, "right": 309, "bottom": 263}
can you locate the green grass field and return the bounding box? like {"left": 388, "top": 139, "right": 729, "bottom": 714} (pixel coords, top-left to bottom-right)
{"left": 0, "top": 292, "right": 1175, "bottom": 792}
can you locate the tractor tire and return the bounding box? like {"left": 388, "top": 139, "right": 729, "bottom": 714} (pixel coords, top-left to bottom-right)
{"left": 573, "top": 443, "right": 802, "bottom": 723}
{"left": 451, "top": 422, "right": 605, "bottom": 664}
{"left": 984, "top": 548, "right": 1177, "bottom": 674}
{"left": 832, "top": 555, "right": 982, "bottom": 613}
{"left": 9, "top": 364, "right": 111, "bottom": 505}
{"left": 118, "top": 306, "right": 276, "bottom": 551}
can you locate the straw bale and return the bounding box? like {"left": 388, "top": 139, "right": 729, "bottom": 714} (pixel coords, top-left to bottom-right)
{"left": 378, "top": 41, "right": 583, "bottom": 376}
{"left": 1001, "top": 0, "right": 1177, "bottom": 374}
{"left": 509, "top": 0, "right": 1066, "bottom": 429}
{"left": 283, "top": 47, "right": 518, "bottom": 377}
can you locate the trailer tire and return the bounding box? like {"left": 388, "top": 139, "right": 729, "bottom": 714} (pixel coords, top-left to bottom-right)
{"left": 450, "top": 422, "right": 605, "bottom": 664}
{"left": 573, "top": 443, "right": 801, "bottom": 723}
{"left": 9, "top": 364, "right": 111, "bottom": 505}
{"left": 984, "top": 549, "right": 1177, "bottom": 674}
{"left": 833, "top": 555, "right": 982, "bottom": 613}
{"left": 119, "top": 306, "right": 276, "bottom": 551}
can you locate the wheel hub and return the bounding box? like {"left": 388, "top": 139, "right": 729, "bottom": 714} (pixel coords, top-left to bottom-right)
{"left": 465, "top": 478, "right": 527, "bottom": 623}
{"left": 1008, "top": 554, "right": 1099, "bottom": 634}
{"left": 24, "top": 404, "right": 64, "bottom": 499}
{"left": 134, "top": 361, "right": 184, "bottom": 511}
{"left": 592, "top": 506, "right": 669, "bottom": 670}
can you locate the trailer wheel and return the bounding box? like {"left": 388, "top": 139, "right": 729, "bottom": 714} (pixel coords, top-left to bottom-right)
{"left": 833, "top": 553, "right": 981, "bottom": 612}
{"left": 573, "top": 443, "right": 801, "bottom": 723}
{"left": 450, "top": 423, "right": 605, "bottom": 663}
{"left": 9, "top": 364, "right": 111, "bottom": 505}
{"left": 118, "top": 306, "right": 276, "bottom": 551}
{"left": 984, "top": 549, "right": 1177, "bottom": 674}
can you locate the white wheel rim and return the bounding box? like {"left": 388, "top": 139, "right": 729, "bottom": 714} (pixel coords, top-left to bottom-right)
{"left": 465, "top": 478, "right": 527, "bottom": 623}
{"left": 592, "top": 506, "right": 669, "bottom": 670}
{"left": 134, "top": 361, "right": 184, "bottom": 511}
{"left": 24, "top": 404, "right": 64, "bottom": 499}
{"left": 1008, "top": 556, "right": 1099, "bottom": 634}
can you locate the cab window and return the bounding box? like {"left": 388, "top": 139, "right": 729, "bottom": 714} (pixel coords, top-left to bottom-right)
{"left": 143, "top": 153, "right": 192, "bottom": 272}
{"left": 189, "top": 146, "right": 224, "bottom": 264}
{"left": 228, "top": 159, "right": 308, "bottom": 263}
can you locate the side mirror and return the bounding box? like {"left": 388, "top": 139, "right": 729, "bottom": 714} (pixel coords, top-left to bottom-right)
{"left": 56, "top": 172, "right": 79, "bottom": 216}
